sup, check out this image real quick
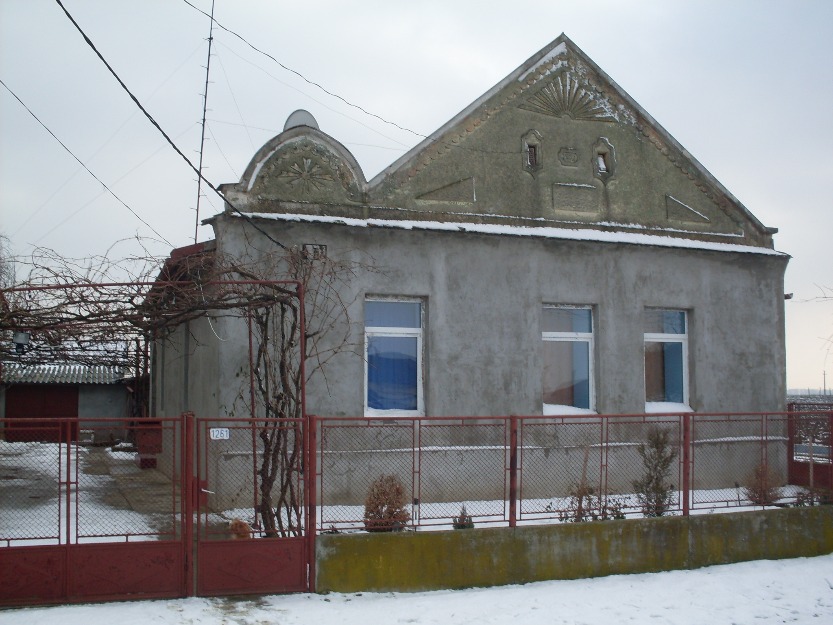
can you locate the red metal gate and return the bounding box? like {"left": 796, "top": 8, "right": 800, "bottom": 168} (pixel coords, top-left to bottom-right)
{"left": 192, "top": 416, "right": 312, "bottom": 596}
{"left": 0, "top": 417, "right": 185, "bottom": 606}
{"left": 787, "top": 404, "right": 833, "bottom": 492}
{"left": 0, "top": 413, "right": 314, "bottom": 606}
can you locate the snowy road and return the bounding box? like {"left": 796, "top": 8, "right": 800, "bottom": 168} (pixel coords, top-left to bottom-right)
{"left": 3, "top": 554, "right": 832, "bottom": 624}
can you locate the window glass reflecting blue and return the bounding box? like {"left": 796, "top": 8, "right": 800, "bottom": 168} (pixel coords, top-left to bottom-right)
{"left": 365, "top": 301, "right": 421, "bottom": 328}
{"left": 662, "top": 342, "right": 684, "bottom": 402}
{"left": 367, "top": 336, "right": 418, "bottom": 410}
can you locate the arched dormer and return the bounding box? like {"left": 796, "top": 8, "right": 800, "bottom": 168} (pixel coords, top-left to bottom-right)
{"left": 228, "top": 111, "right": 367, "bottom": 212}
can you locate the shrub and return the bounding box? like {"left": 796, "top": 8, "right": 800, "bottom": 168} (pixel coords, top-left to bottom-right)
{"left": 742, "top": 463, "right": 783, "bottom": 506}
{"left": 363, "top": 474, "right": 411, "bottom": 532}
{"left": 794, "top": 488, "right": 832, "bottom": 507}
{"left": 452, "top": 504, "right": 475, "bottom": 529}
{"left": 558, "top": 481, "right": 596, "bottom": 523}
{"left": 632, "top": 426, "right": 678, "bottom": 517}
{"left": 557, "top": 484, "right": 626, "bottom": 523}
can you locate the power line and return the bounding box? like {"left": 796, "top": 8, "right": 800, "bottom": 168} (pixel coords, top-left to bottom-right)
{"left": 0, "top": 77, "right": 173, "bottom": 247}
{"left": 181, "top": 0, "right": 424, "bottom": 140}
{"left": 54, "top": 0, "right": 286, "bottom": 250}
{"left": 180, "top": 1, "right": 524, "bottom": 159}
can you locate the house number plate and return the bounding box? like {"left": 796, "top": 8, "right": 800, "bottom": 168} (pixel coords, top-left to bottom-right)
{"left": 209, "top": 428, "right": 230, "bottom": 440}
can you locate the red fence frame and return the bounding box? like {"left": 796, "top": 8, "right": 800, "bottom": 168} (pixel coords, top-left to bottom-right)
{"left": 0, "top": 415, "right": 186, "bottom": 606}
{"left": 314, "top": 411, "right": 828, "bottom": 531}
{"left": 2, "top": 409, "right": 829, "bottom": 605}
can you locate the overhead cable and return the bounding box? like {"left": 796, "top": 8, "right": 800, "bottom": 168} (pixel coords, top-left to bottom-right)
{"left": 54, "top": 0, "right": 287, "bottom": 250}
{"left": 0, "top": 77, "right": 173, "bottom": 247}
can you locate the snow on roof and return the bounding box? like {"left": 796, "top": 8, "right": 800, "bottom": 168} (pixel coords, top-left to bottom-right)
{"left": 517, "top": 41, "right": 568, "bottom": 82}
{"left": 234, "top": 211, "right": 787, "bottom": 257}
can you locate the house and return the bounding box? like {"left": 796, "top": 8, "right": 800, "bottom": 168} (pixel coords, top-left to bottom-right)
{"left": 0, "top": 363, "right": 129, "bottom": 443}
{"left": 150, "top": 35, "right": 789, "bottom": 509}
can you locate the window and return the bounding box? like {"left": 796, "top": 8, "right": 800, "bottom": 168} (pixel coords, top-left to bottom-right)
{"left": 644, "top": 309, "right": 688, "bottom": 406}
{"left": 542, "top": 306, "right": 594, "bottom": 413}
{"left": 527, "top": 144, "right": 539, "bottom": 168}
{"left": 522, "top": 130, "right": 542, "bottom": 174}
{"left": 365, "top": 299, "right": 423, "bottom": 416}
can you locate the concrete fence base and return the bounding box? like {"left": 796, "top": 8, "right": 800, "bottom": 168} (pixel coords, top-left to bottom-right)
{"left": 315, "top": 506, "right": 833, "bottom": 593}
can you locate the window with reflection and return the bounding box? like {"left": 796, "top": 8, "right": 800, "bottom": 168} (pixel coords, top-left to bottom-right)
{"left": 365, "top": 299, "right": 423, "bottom": 416}
{"left": 542, "top": 306, "right": 594, "bottom": 412}
{"left": 644, "top": 309, "right": 688, "bottom": 405}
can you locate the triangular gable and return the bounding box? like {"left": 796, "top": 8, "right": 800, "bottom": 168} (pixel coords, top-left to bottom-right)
{"left": 367, "top": 35, "right": 775, "bottom": 248}
{"left": 219, "top": 35, "right": 777, "bottom": 250}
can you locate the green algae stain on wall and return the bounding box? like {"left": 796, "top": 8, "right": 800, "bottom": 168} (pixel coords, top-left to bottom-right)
{"left": 316, "top": 507, "right": 833, "bottom": 593}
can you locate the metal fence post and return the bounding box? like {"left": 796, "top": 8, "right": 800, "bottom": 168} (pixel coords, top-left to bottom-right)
{"left": 509, "top": 416, "right": 518, "bottom": 528}
{"left": 307, "top": 414, "right": 317, "bottom": 593}
{"left": 682, "top": 413, "right": 691, "bottom": 516}
{"left": 182, "top": 411, "right": 195, "bottom": 597}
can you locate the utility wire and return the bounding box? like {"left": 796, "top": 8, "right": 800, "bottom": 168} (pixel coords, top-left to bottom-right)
{"left": 0, "top": 77, "right": 173, "bottom": 247}
{"left": 11, "top": 41, "right": 205, "bottom": 240}
{"left": 54, "top": 0, "right": 286, "bottom": 250}
{"left": 181, "top": 0, "right": 424, "bottom": 139}
{"left": 181, "top": 1, "right": 523, "bottom": 159}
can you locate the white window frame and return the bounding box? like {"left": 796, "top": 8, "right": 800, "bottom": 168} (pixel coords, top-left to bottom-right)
{"left": 364, "top": 298, "right": 424, "bottom": 417}
{"left": 542, "top": 305, "right": 595, "bottom": 414}
{"left": 643, "top": 309, "right": 690, "bottom": 410}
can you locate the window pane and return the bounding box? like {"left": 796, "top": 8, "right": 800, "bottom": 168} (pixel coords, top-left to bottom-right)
{"left": 543, "top": 341, "right": 590, "bottom": 409}
{"left": 365, "top": 301, "right": 421, "bottom": 328}
{"left": 644, "top": 309, "right": 685, "bottom": 334}
{"left": 367, "top": 336, "right": 418, "bottom": 410}
{"left": 543, "top": 307, "right": 592, "bottom": 333}
{"left": 645, "top": 341, "right": 684, "bottom": 402}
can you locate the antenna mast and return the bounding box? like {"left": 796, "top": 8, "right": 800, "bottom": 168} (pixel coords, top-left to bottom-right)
{"left": 194, "top": 0, "right": 216, "bottom": 244}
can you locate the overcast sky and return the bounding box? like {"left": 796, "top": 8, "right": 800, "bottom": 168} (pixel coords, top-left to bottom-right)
{"left": 1, "top": 0, "right": 831, "bottom": 391}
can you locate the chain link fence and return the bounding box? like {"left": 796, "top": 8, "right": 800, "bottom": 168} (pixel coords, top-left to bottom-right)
{"left": 315, "top": 412, "right": 826, "bottom": 531}
{"left": 0, "top": 417, "right": 181, "bottom": 545}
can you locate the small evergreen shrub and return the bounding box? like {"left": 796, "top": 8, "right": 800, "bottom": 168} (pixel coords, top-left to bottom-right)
{"left": 742, "top": 463, "right": 783, "bottom": 506}
{"left": 363, "top": 474, "right": 411, "bottom": 532}
{"left": 632, "top": 426, "right": 678, "bottom": 517}
{"left": 452, "top": 504, "right": 474, "bottom": 529}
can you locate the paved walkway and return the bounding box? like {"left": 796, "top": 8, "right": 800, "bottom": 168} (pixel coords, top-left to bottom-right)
{"left": 79, "top": 445, "right": 179, "bottom": 514}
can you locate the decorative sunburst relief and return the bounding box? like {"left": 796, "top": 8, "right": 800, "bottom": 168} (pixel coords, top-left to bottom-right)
{"left": 519, "top": 71, "right": 616, "bottom": 122}
{"left": 249, "top": 137, "right": 362, "bottom": 203}
{"left": 277, "top": 157, "right": 335, "bottom": 192}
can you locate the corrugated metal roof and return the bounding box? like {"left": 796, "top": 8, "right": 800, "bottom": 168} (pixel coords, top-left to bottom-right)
{"left": 0, "top": 363, "right": 125, "bottom": 385}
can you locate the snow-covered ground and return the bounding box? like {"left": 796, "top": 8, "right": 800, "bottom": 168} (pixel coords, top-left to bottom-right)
{"left": 2, "top": 554, "right": 832, "bottom": 624}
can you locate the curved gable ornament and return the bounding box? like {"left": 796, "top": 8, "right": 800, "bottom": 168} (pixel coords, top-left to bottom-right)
{"left": 519, "top": 72, "right": 616, "bottom": 122}
{"left": 245, "top": 131, "right": 365, "bottom": 205}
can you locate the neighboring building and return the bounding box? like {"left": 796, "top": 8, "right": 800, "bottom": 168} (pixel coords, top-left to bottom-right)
{"left": 155, "top": 34, "right": 786, "bottom": 422}
{"left": 0, "top": 364, "right": 128, "bottom": 442}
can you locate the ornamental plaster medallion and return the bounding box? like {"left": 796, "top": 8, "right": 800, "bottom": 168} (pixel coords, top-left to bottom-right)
{"left": 277, "top": 157, "right": 334, "bottom": 193}
{"left": 558, "top": 147, "right": 579, "bottom": 167}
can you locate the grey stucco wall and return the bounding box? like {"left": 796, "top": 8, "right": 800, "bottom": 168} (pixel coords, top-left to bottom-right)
{"left": 211, "top": 215, "right": 787, "bottom": 419}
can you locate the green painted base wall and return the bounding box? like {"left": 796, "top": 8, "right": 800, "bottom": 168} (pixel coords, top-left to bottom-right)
{"left": 315, "top": 507, "right": 833, "bottom": 593}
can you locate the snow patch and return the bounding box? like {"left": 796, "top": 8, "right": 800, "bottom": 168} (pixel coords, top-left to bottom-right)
{"left": 234, "top": 211, "right": 786, "bottom": 257}
{"left": 517, "top": 42, "right": 568, "bottom": 81}
{"left": 644, "top": 402, "right": 694, "bottom": 414}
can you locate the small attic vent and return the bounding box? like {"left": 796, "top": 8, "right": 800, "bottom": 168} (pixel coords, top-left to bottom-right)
{"left": 284, "top": 109, "right": 320, "bottom": 131}
{"left": 527, "top": 144, "right": 539, "bottom": 168}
